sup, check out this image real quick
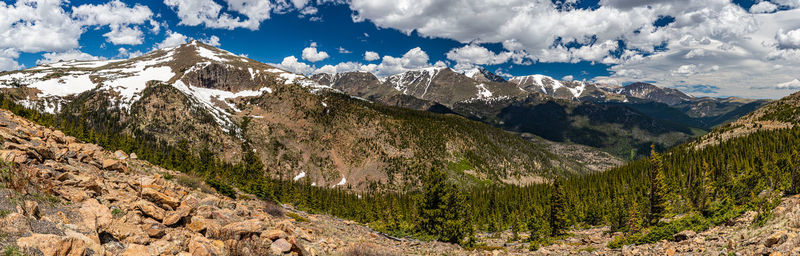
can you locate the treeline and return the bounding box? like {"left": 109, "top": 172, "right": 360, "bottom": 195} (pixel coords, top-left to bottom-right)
{"left": 2, "top": 94, "right": 799, "bottom": 248}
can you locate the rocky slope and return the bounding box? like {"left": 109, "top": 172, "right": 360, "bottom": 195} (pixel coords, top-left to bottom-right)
{"left": 692, "top": 90, "right": 799, "bottom": 149}
{"left": 0, "top": 41, "right": 600, "bottom": 191}
{"left": 0, "top": 108, "right": 477, "bottom": 255}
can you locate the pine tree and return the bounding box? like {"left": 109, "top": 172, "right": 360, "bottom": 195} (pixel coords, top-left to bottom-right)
{"left": 626, "top": 198, "right": 642, "bottom": 234}
{"left": 420, "top": 167, "right": 471, "bottom": 244}
{"left": 549, "top": 177, "right": 568, "bottom": 237}
{"left": 648, "top": 145, "right": 668, "bottom": 225}
{"left": 790, "top": 149, "right": 800, "bottom": 195}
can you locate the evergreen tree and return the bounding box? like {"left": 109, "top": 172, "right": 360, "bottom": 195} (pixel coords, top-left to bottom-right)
{"left": 420, "top": 167, "right": 471, "bottom": 244}
{"left": 648, "top": 145, "right": 668, "bottom": 225}
{"left": 549, "top": 178, "right": 568, "bottom": 236}
{"left": 626, "top": 197, "right": 642, "bottom": 234}
{"left": 790, "top": 149, "right": 800, "bottom": 195}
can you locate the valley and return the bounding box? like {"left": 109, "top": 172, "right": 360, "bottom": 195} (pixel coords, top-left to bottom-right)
{"left": 0, "top": 42, "right": 797, "bottom": 256}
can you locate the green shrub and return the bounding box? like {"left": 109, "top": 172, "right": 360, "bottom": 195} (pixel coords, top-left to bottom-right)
{"left": 206, "top": 178, "right": 236, "bottom": 199}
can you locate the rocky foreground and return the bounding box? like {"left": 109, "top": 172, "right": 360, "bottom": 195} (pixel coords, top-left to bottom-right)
{"left": 0, "top": 108, "right": 461, "bottom": 255}
{"left": 0, "top": 106, "right": 799, "bottom": 256}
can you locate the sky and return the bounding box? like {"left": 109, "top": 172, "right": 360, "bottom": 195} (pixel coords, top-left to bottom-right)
{"left": 2, "top": 0, "right": 800, "bottom": 99}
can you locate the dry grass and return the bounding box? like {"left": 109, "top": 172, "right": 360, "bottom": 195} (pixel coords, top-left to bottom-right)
{"left": 174, "top": 174, "right": 215, "bottom": 194}
{"left": 341, "top": 243, "right": 400, "bottom": 256}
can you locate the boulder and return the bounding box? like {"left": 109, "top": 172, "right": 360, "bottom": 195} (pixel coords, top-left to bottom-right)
{"left": 120, "top": 244, "right": 149, "bottom": 256}
{"left": 221, "top": 219, "right": 267, "bottom": 240}
{"left": 188, "top": 216, "right": 220, "bottom": 234}
{"left": 0, "top": 149, "right": 27, "bottom": 164}
{"left": 104, "top": 220, "right": 150, "bottom": 244}
{"left": 262, "top": 229, "right": 286, "bottom": 241}
{"left": 270, "top": 238, "right": 292, "bottom": 254}
{"left": 135, "top": 200, "right": 166, "bottom": 221}
{"left": 673, "top": 230, "right": 696, "bottom": 242}
{"left": 141, "top": 187, "right": 180, "bottom": 209}
{"left": 130, "top": 152, "right": 138, "bottom": 159}
{"left": 16, "top": 234, "right": 87, "bottom": 256}
{"left": 163, "top": 198, "right": 197, "bottom": 226}
{"left": 143, "top": 223, "right": 167, "bottom": 238}
{"left": 765, "top": 231, "right": 788, "bottom": 247}
{"left": 102, "top": 159, "right": 126, "bottom": 172}
{"left": 23, "top": 200, "right": 40, "bottom": 219}
{"left": 188, "top": 236, "right": 224, "bottom": 256}
{"left": 78, "top": 199, "right": 112, "bottom": 232}
{"left": 114, "top": 150, "right": 128, "bottom": 160}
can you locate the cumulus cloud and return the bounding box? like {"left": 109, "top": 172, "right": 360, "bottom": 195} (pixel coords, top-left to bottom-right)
{"left": 0, "top": 49, "right": 22, "bottom": 71}
{"left": 337, "top": 47, "right": 351, "bottom": 54}
{"left": 445, "top": 44, "right": 512, "bottom": 70}
{"left": 276, "top": 56, "right": 315, "bottom": 74}
{"left": 364, "top": 51, "right": 380, "bottom": 61}
{"left": 154, "top": 31, "right": 189, "bottom": 49}
{"left": 71, "top": 0, "right": 154, "bottom": 45}
{"left": 777, "top": 28, "right": 800, "bottom": 49}
{"left": 750, "top": 1, "right": 778, "bottom": 13}
{"left": 776, "top": 79, "right": 800, "bottom": 89}
{"left": 117, "top": 48, "right": 144, "bottom": 58}
{"left": 301, "top": 46, "right": 330, "bottom": 62}
{"left": 201, "top": 35, "right": 221, "bottom": 46}
{"left": 36, "top": 49, "right": 106, "bottom": 65}
{"left": 164, "top": 0, "right": 277, "bottom": 30}
{"left": 0, "top": 0, "right": 83, "bottom": 53}
{"left": 102, "top": 25, "right": 144, "bottom": 45}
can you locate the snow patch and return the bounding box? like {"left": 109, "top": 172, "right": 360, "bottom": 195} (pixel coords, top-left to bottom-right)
{"left": 293, "top": 171, "right": 306, "bottom": 181}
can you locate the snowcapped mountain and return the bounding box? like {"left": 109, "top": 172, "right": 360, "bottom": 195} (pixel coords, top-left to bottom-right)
{"left": 0, "top": 40, "right": 325, "bottom": 128}
{"left": 463, "top": 67, "right": 506, "bottom": 83}
{"left": 0, "top": 41, "right": 593, "bottom": 190}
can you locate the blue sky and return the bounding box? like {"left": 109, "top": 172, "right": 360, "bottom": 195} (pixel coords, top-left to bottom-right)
{"left": 2, "top": 0, "right": 800, "bottom": 98}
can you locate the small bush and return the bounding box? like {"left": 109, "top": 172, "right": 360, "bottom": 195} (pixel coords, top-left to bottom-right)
{"left": 285, "top": 212, "right": 309, "bottom": 222}
{"left": 264, "top": 201, "right": 284, "bottom": 217}
{"left": 341, "top": 243, "right": 400, "bottom": 256}
{"left": 206, "top": 178, "right": 236, "bottom": 199}
{"left": 111, "top": 208, "right": 124, "bottom": 217}
{"left": 2, "top": 246, "right": 24, "bottom": 256}
{"left": 175, "top": 175, "right": 214, "bottom": 194}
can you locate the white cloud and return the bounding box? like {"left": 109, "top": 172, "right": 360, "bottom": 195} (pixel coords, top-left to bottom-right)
{"left": 71, "top": 0, "right": 154, "bottom": 45}
{"left": 315, "top": 62, "right": 365, "bottom": 74}
{"left": 71, "top": 0, "right": 152, "bottom": 26}
{"left": 103, "top": 25, "right": 144, "bottom": 45}
{"left": 154, "top": 31, "right": 189, "bottom": 49}
{"left": 776, "top": 78, "right": 800, "bottom": 89}
{"left": 302, "top": 47, "right": 330, "bottom": 62}
{"left": 337, "top": 47, "right": 351, "bottom": 54}
{"left": 777, "top": 28, "right": 800, "bottom": 49}
{"left": 0, "top": 49, "right": 22, "bottom": 71}
{"left": 346, "top": 0, "right": 800, "bottom": 98}
{"left": 0, "top": 0, "right": 83, "bottom": 53}
{"left": 445, "top": 44, "right": 512, "bottom": 70}
{"left": 562, "top": 75, "right": 574, "bottom": 81}
{"left": 364, "top": 51, "right": 380, "bottom": 61}
{"left": 202, "top": 35, "right": 221, "bottom": 46}
{"left": 275, "top": 56, "right": 315, "bottom": 74}
{"left": 36, "top": 49, "right": 105, "bottom": 65}
{"left": 117, "top": 48, "right": 143, "bottom": 58}
{"left": 750, "top": 1, "right": 778, "bottom": 13}
{"left": 164, "top": 0, "right": 276, "bottom": 30}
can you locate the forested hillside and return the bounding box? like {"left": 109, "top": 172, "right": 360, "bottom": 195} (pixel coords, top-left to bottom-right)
{"left": 2, "top": 89, "right": 798, "bottom": 250}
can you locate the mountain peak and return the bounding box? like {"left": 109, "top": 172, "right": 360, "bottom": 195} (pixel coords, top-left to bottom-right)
{"left": 463, "top": 67, "right": 506, "bottom": 83}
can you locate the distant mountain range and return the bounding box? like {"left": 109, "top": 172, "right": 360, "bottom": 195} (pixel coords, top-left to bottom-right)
{"left": 312, "top": 67, "right": 769, "bottom": 158}
{"left": 0, "top": 41, "right": 621, "bottom": 191}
